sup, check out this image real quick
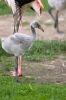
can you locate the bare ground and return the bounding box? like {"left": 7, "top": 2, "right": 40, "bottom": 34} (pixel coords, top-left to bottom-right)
{"left": 0, "top": 10, "right": 66, "bottom": 84}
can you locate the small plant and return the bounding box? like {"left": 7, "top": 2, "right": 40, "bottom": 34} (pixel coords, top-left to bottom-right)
{"left": 22, "top": 21, "right": 29, "bottom": 26}
{"left": 45, "top": 23, "right": 53, "bottom": 26}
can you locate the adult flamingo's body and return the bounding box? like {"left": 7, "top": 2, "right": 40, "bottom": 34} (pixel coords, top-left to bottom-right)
{"left": 0, "top": 0, "right": 44, "bottom": 76}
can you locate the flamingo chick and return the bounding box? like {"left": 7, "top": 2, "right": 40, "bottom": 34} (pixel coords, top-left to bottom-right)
{"left": 2, "top": 20, "right": 44, "bottom": 82}
{"left": 48, "top": 0, "right": 66, "bottom": 34}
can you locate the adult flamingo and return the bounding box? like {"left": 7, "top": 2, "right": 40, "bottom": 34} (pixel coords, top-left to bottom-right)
{"left": 48, "top": 0, "right": 66, "bottom": 33}
{"left": 0, "top": 0, "right": 44, "bottom": 76}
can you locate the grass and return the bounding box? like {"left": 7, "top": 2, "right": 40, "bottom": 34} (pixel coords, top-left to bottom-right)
{"left": 0, "top": 78, "right": 66, "bottom": 100}
{"left": 42, "top": 0, "right": 50, "bottom": 10}
{"left": 22, "top": 21, "right": 29, "bottom": 26}
{"left": 45, "top": 23, "right": 53, "bottom": 26}
{"left": 23, "top": 40, "right": 66, "bottom": 61}
{"left": 0, "top": 1, "right": 12, "bottom": 15}
{"left": 0, "top": 0, "right": 50, "bottom": 15}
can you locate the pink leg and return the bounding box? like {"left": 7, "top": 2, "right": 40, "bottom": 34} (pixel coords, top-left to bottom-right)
{"left": 10, "top": 20, "right": 23, "bottom": 76}
{"left": 18, "top": 55, "right": 22, "bottom": 75}
{"left": 10, "top": 56, "right": 23, "bottom": 76}
{"left": 19, "top": 20, "right": 23, "bottom": 33}
{"left": 17, "top": 20, "right": 23, "bottom": 75}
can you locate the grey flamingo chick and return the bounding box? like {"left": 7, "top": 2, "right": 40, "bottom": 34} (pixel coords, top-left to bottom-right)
{"left": 48, "top": 0, "right": 66, "bottom": 34}
{"left": 2, "top": 20, "right": 44, "bottom": 82}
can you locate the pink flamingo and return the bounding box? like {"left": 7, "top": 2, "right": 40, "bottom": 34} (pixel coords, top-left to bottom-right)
{"left": 0, "top": 0, "right": 44, "bottom": 76}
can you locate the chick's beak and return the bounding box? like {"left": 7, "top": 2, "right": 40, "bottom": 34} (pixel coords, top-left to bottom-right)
{"left": 39, "top": 25, "right": 44, "bottom": 32}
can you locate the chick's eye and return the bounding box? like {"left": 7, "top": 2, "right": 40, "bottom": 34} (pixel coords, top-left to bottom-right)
{"left": 37, "top": 23, "right": 40, "bottom": 27}
{"left": 37, "top": 24, "right": 38, "bottom": 26}
{"left": 36, "top": 23, "right": 39, "bottom": 26}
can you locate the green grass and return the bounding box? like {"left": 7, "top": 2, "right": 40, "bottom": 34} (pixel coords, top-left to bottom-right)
{"left": 0, "top": 78, "right": 66, "bottom": 100}
{"left": 0, "top": 0, "right": 50, "bottom": 15}
{"left": 0, "top": 1, "right": 12, "bottom": 15}
{"left": 45, "top": 23, "right": 53, "bottom": 26}
{"left": 22, "top": 21, "right": 29, "bottom": 26}
{"left": 42, "top": 0, "right": 50, "bottom": 10}
{"left": 0, "top": 40, "right": 66, "bottom": 62}
{"left": 23, "top": 40, "right": 66, "bottom": 61}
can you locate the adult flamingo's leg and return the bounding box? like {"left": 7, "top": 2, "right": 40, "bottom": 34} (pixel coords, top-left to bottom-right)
{"left": 11, "top": 22, "right": 23, "bottom": 76}
{"left": 17, "top": 20, "right": 23, "bottom": 76}
{"left": 10, "top": 55, "right": 22, "bottom": 76}
{"left": 19, "top": 19, "right": 23, "bottom": 33}
{"left": 10, "top": 4, "right": 23, "bottom": 76}
{"left": 18, "top": 55, "right": 22, "bottom": 76}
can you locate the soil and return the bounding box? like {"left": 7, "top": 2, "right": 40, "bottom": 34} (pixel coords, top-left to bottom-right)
{"left": 0, "top": 10, "right": 66, "bottom": 84}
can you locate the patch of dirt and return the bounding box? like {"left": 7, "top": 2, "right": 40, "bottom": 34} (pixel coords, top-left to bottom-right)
{"left": 22, "top": 55, "right": 66, "bottom": 84}
{"left": 0, "top": 10, "right": 66, "bottom": 84}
